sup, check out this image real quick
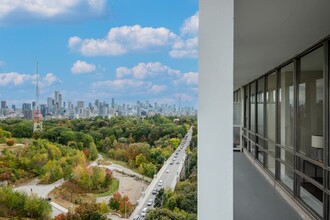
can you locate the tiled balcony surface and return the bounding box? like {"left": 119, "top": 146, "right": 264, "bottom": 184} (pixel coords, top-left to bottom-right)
{"left": 234, "top": 152, "right": 302, "bottom": 220}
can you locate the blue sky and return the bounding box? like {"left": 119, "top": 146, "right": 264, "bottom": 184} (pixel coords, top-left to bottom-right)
{"left": 0, "top": 0, "right": 198, "bottom": 108}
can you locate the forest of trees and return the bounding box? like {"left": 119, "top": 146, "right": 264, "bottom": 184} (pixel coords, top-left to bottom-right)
{"left": 0, "top": 115, "right": 197, "bottom": 219}
{"left": 0, "top": 187, "right": 52, "bottom": 219}
{"left": 0, "top": 115, "right": 195, "bottom": 179}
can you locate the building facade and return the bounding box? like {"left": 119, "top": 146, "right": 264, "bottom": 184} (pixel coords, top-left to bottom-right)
{"left": 237, "top": 36, "right": 330, "bottom": 219}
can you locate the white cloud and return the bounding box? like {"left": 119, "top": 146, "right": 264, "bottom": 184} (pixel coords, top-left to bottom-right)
{"left": 68, "top": 36, "right": 82, "bottom": 50}
{"left": 149, "top": 84, "right": 166, "bottom": 94}
{"left": 88, "top": 0, "right": 106, "bottom": 12}
{"left": 170, "top": 37, "right": 198, "bottom": 58}
{"left": 169, "top": 12, "right": 199, "bottom": 59}
{"left": 68, "top": 25, "right": 178, "bottom": 56}
{"left": 116, "top": 62, "right": 180, "bottom": 79}
{"left": 0, "top": 0, "right": 107, "bottom": 24}
{"left": 181, "top": 11, "right": 199, "bottom": 36}
{"left": 92, "top": 79, "right": 146, "bottom": 90}
{"left": 181, "top": 72, "right": 198, "bottom": 85}
{"left": 174, "top": 71, "right": 198, "bottom": 85}
{"left": 0, "top": 72, "right": 32, "bottom": 86}
{"left": 40, "top": 73, "right": 61, "bottom": 87}
{"left": 0, "top": 71, "right": 60, "bottom": 87}
{"left": 71, "top": 60, "right": 96, "bottom": 74}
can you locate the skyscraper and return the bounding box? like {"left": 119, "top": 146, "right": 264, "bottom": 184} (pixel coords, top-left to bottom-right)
{"left": 1, "top": 101, "right": 6, "bottom": 109}
{"left": 77, "top": 101, "right": 84, "bottom": 109}
{"left": 111, "top": 98, "right": 115, "bottom": 108}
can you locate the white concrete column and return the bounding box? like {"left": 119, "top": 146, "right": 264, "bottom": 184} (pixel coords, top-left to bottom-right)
{"left": 199, "top": 0, "right": 233, "bottom": 219}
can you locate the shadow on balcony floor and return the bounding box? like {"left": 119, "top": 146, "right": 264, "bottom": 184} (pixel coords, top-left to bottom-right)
{"left": 234, "top": 152, "right": 302, "bottom": 220}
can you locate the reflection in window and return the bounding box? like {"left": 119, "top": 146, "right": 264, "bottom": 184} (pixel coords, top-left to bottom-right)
{"left": 250, "top": 82, "right": 256, "bottom": 132}
{"left": 244, "top": 86, "right": 249, "bottom": 129}
{"left": 279, "top": 63, "right": 294, "bottom": 148}
{"left": 266, "top": 73, "right": 276, "bottom": 154}
{"left": 299, "top": 177, "right": 323, "bottom": 217}
{"left": 280, "top": 163, "right": 293, "bottom": 191}
{"left": 257, "top": 78, "right": 264, "bottom": 136}
{"left": 266, "top": 154, "right": 275, "bottom": 175}
{"left": 297, "top": 46, "right": 324, "bottom": 162}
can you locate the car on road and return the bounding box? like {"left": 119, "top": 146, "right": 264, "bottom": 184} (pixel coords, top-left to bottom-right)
{"left": 133, "top": 215, "right": 140, "bottom": 220}
{"left": 141, "top": 207, "right": 148, "bottom": 217}
{"left": 176, "top": 161, "right": 180, "bottom": 164}
{"left": 166, "top": 169, "right": 170, "bottom": 173}
{"left": 170, "top": 161, "right": 174, "bottom": 165}
{"left": 158, "top": 180, "right": 163, "bottom": 186}
{"left": 152, "top": 188, "right": 158, "bottom": 195}
{"left": 147, "top": 199, "right": 153, "bottom": 206}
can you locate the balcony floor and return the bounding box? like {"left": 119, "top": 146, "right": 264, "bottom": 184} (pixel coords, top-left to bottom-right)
{"left": 234, "top": 151, "right": 302, "bottom": 220}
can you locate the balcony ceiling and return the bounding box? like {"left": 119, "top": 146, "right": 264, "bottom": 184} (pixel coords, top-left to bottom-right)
{"left": 234, "top": 0, "right": 330, "bottom": 88}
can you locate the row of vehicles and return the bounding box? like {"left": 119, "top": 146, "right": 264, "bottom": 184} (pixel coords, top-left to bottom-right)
{"left": 133, "top": 129, "right": 192, "bottom": 219}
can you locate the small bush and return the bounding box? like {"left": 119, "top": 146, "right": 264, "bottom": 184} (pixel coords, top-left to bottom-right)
{"left": 6, "top": 139, "right": 15, "bottom": 146}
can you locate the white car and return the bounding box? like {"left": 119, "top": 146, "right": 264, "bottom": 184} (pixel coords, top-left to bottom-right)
{"left": 133, "top": 215, "right": 140, "bottom": 220}
{"left": 158, "top": 180, "right": 163, "bottom": 186}
{"left": 166, "top": 169, "right": 170, "bottom": 173}
{"left": 141, "top": 207, "right": 148, "bottom": 217}
{"left": 147, "top": 199, "right": 153, "bottom": 206}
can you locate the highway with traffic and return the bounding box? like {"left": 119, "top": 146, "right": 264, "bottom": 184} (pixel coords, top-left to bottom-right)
{"left": 131, "top": 127, "right": 193, "bottom": 220}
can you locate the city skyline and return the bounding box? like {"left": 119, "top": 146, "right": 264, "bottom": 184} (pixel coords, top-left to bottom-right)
{"left": 0, "top": 1, "right": 198, "bottom": 108}
{"left": 0, "top": 89, "right": 196, "bottom": 120}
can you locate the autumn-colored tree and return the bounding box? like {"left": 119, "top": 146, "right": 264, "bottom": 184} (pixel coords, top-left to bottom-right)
{"left": 109, "top": 192, "right": 121, "bottom": 211}
{"left": 119, "top": 195, "right": 133, "bottom": 215}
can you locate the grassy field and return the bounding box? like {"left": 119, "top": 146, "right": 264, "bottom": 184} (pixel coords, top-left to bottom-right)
{"left": 93, "top": 179, "right": 119, "bottom": 198}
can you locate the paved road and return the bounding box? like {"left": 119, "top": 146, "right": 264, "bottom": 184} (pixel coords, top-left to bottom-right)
{"left": 14, "top": 178, "right": 64, "bottom": 198}
{"left": 131, "top": 127, "right": 193, "bottom": 219}
{"left": 14, "top": 178, "right": 68, "bottom": 218}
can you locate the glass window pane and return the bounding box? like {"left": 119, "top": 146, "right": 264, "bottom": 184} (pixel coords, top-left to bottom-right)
{"left": 279, "top": 63, "right": 294, "bottom": 148}
{"left": 257, "top": 147, "right": 264, "bottom": 164}
{"left": 279, "top": 162, "right": 294, "bottom": 191}
{"left": 279, "top": 148, "right": 294, "bottom": 167}
{"left": 299, "top": 177, "right": 323, "bottom": 217}
{"left": 257, "top": 78, "right": 264, "bottom": 136}
{"left": 267, "top": 141, "right": 276, "bottom": 155}
{"left": 251, "top": 141, "right": 255, "bottom": 155}
{"left": 250, "top": 82, "right": 256, "bottom": 132}
{"left": 266, "top": 73, "right": 276, "bottom": 143}
{"left": 233, "top": 103, "right": 241, "bottom": 125}
{"left": 297, "top": 158, "right": 323, "bottom": 185}
{"left": 297, "top": 46, "right": 324, "bottom": 162}
{"left": 244, "top": 86, "right": 249, "bottom": 129}
{"left": 266, "top": 154, "right": 275, "bottom": 175}
{"left": 233, "top": 127, "right": 240, "bottom": 147}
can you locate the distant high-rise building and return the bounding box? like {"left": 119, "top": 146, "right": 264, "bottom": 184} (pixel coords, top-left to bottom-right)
{"left": 55, "top": 91, "right": 60, "bottom": 104}
{"left": 77, "top": 101, "right": 84, "bottom": 109}
{"left": 68, "top": 101, "right": 73, "bottom": 110}
{"left": 12, "top": 105, "right": 16, "bottom": 111}
{"left": 22, "top": 103, "right": 32, "bottom": 120}
{"left": 32, "top": 101, "right": 36, "bottom": 111}
{"left": 22, "top": 103, "right": 32, "bottom": 110}
{"left": 40, "top": 104, "right": 47, "bottom": 117}
{"left": 47, "top": 97, "right": 53, "bottom": 108}
{"left": 1, "top": 101, "right": 6, "bottom": 109}
{"left": 58, "top": 94, "right": 62, "bottom": 108}
{"left": 111, "top": 98, "right": 115, "bottom": 108}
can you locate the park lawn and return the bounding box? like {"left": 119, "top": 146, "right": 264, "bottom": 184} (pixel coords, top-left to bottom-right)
{"left": 93, "top": 179, "right": 119, "bottom": 198}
